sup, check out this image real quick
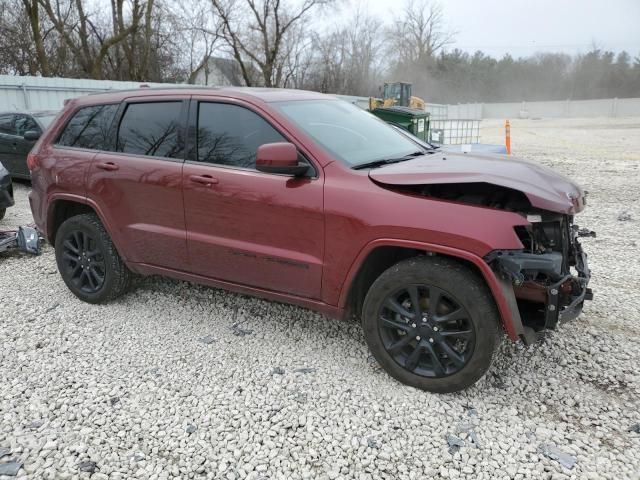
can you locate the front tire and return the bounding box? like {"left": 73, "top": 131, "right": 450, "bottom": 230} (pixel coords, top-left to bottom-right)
{"left": 55, "top": 213, "right": 131, "bottom": 303}
{"left": 362, "top": 256, "right": 500, "bottom": 393}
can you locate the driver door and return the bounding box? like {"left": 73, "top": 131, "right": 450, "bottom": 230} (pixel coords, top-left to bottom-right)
{"left": 182, "top": 99, "right": 325, "bottom": 299}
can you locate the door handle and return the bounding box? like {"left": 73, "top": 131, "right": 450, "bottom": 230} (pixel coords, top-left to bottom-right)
{"left": 189, "top": 174, "right": 219, "bottom": 186}
{"left": 96, "top": 162, "right": 119, "bottom": 171}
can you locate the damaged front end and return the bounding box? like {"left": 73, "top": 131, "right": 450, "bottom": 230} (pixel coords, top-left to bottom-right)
{"left": 364, "top": 150, "right": 595, "bottom": 344}
{"left": 486, "top": 213, "right": 594, "bottom": 344}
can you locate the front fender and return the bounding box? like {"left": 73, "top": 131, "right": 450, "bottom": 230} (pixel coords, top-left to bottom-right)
{"left": 338, "top": 238, "right": 525, "bottom": 342}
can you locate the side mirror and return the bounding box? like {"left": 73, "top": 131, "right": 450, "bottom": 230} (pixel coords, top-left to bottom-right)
{"left": 24, "top": 130, "right": 41, "bottom": 141}
{"left": 256, "top": 142, "right": 309, "bottom": 176}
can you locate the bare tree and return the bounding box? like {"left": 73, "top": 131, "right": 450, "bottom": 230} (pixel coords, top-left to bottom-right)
{"left": 166, "top": 0, "right": 222, "bottom": 84}
{"left": 387, "top": 0, "right": 454, "bottom": 67}
{"left": 21, "top": 0, "right": 51, "bottom": 75}
{"left": 344, "top": 8, "right": 384, "bottom": 95}
{"left": 305, "top": 7, "right": 384, "bottom": 96}
{"left": 36, "top": 0, "right": 147, "bottom": 79}
{"left": 210, "top": 0, "right": 332, "bottom": 87}
{"left": 310, "top": 29, "right": 347, "bottom": 93}
{"left": 0, "top": 0, "right": 33, "bottom": 75}
{"left": 280, "top": 21, "right": 315, "bottom": 88}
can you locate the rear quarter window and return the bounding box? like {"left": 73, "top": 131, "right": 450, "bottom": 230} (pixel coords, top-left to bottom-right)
{"left": 57, "top": 104, "right": 118, "bottom": 150}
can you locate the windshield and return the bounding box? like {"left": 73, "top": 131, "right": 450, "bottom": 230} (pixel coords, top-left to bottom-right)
{"left": 34, "top": 114, "right": 56, "bottom": 129}
{"left": 390, "top": 124, "right": 436, "bottom": 150}
{"left": 273, "top": 100, "right": 424, "bottom": 166}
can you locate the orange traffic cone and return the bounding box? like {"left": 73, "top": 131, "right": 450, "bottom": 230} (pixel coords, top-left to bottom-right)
{"left": 505, "top": 120, "right": 511, "bottom": 155}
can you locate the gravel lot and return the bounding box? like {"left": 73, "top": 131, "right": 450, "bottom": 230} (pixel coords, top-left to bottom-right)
{"left": 1, "top": 117, "right": 639, "bottom": 480}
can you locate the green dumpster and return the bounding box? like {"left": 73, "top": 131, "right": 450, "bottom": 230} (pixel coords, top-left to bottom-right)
{"left": 371, "top": 106, "right": 430, "bottom": 142}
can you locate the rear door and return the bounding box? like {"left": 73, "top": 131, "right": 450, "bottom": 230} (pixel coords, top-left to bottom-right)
{"left": 86, "top": 97, "right": 189, "bottom": 269}
{"left": 51, "top": 104, "right": 122, "bottom": 201}
{"left": 182, "top": 98, "right": 324, "bottom": 299}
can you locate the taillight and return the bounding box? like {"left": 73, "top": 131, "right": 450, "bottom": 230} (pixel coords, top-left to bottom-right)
{"left": 27, "top": 153, "right": 39, "bottom": 171}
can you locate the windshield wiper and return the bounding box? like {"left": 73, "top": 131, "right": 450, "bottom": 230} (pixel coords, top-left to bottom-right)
{"left": 352, "top": 151, "right": 425, "bottom": 170}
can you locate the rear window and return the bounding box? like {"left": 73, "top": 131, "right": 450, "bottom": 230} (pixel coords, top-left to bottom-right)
{"left": 57, "top": 104, "right": 118, "bottom": 150}
{"left": 116, "top": 102, "right": 184, "bottom": 159}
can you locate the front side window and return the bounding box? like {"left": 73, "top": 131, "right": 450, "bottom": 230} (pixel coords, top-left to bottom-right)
{"left": 117, "top": 102, "right": 184, "bottom": 158}
{"left": 57, "top": 104, "right": 118, "bottom": 150}
{"left": 197, "top": 102, "right": 285, "bottom": 168}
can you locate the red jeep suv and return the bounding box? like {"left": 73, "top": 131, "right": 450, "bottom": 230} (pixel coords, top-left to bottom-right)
{"left": 28, "top": 88, "right": 592, "bottom": 392}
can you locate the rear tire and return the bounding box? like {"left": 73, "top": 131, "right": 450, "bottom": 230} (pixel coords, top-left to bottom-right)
{"left": 362, "top": 256, "right": 500, "bottom": 393}
{"left": 55, "top": 213, "right": 131, "bottom": 303}
{"left": 0, "top": 208, "right": 5, "bottom": 221}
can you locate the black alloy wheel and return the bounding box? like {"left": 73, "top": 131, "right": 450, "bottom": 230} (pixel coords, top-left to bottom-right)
{"left": 379, "top": 284, "right": 475, "bottom": 377}
{"left": 55, "top": 213, "right": 131, "bottom": 303}
{"left": 60, "top": 229, "right": 106, "bottom": 294}
{"left": 362, "top": 256, "right": 500, "bottom": 393}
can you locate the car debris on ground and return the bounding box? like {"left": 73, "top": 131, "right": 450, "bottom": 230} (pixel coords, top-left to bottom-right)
{"left": 0, "top": 225, "right": 41, "bottom": 255}
{"left": 197, "top": 335, "right": 216, "bottom": 345}
{"left": 538, "top": 443, "right": 578, "bottom": 470}
{"left": 0, "top": 459, "right": 23, "bottom": 476}
{"left": 77, "top": 460, "right": 98, "bottom": 473}
{"left": 446, "top": 434, "right": 465, "bottom": 454}
{"left": 617, "top": 210, "right": 632, "bottom": 221}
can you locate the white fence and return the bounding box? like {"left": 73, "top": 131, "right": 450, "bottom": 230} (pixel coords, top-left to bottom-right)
{"left": 0, "top": 75, "right": 180, "bottom": 111}
{"left": 4, "top": 75, "right": 637, "bottom": 121}
{"left": 447, "top": 97, "right": 640, "bottom": 119}
{"left": 0, "top": 76, "right": 413, "bottom": 114}
{"left": 337, "top": 95, "right": 640, "bottom": 121}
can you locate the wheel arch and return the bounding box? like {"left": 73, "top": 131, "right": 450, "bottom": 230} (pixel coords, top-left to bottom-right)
{"left": 339, "top": 239, "right": 524, "bottom": 341}
{"left": 47, "top": 196, "right": 95, "bottom": 244}
{"left": 46, "top": 195, "right": 128, "bottom": 263}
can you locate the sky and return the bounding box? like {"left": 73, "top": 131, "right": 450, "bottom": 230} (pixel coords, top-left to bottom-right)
{"left": 361, "top": 0, "right": 640, "bottom": 58}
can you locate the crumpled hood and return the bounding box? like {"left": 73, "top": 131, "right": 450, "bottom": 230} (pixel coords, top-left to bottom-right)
{"left": 369, "top": 152, "right": 586, "bottom": 214}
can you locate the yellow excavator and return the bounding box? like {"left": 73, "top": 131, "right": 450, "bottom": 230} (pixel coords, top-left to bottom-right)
{"left": 368, "top": 81, "right": 430, "bottom": 142}
{"left": 368, "top": 81, "right": 426, "bottom": 110}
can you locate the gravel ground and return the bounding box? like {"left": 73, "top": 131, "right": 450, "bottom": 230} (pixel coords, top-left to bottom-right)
{"left": 1, "top": 117, "right": 639, "bottom": 480}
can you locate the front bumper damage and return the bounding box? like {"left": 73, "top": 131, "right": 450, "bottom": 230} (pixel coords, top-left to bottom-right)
{"left": 544, "top": 234, "right": 592, "bottom": 327}
{"left": 486, "top": 224, "right": 593, "bottom": 344}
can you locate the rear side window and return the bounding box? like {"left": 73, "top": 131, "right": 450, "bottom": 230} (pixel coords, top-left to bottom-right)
{"left": 116, "top": 102, "right": 184, "bottom": 158}
{"left": 15, "top": 115, "right": 39, "bottom": 135}
{"left": 57, "top": 104, "right": 118, "bottom": 150}
{"left": 197, "top": 103, "right": 285, "bottom": 168}
{"left": 0, "top": 114, "right": 17, "bottom": 136}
